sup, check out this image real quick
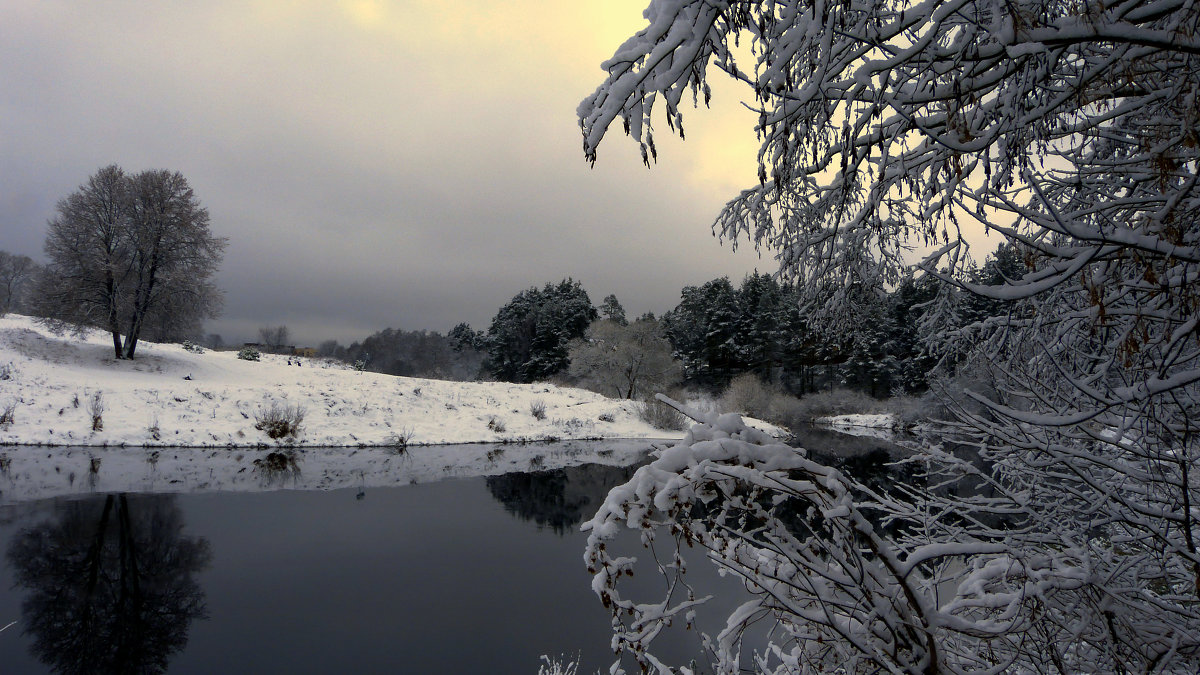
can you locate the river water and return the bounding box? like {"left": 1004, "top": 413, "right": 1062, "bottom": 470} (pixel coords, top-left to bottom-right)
{"left": 0, "top": 431, "right": 906, "bottom": 674}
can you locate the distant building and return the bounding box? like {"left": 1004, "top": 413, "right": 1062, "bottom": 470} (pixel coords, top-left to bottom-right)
{"left": 243, "top": 342, "right": 307, "bottom": 356}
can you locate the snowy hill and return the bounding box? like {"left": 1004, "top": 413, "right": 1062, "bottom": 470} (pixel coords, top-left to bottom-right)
{"left": 0, "top": 314, "right": 679, "bottom": 448}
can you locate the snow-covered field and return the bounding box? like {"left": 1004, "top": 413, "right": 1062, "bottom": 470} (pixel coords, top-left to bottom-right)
{"left": 0, "top": 314, "right": 678, "bottom": 448}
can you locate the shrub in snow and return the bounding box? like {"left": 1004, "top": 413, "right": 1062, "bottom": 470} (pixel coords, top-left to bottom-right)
{"left": 386, "top": 427, "right": 414, "bottom": 455}
{"left": 636, "top": 394, "right": 685, "bottom": 431}
{"left": 0, "top": 401, "right": 15, "bottom": 428}
{"left": 237, "top": 347, "right": 260, "bottom": 361}
{"left": 353, "top": 360, "right": 366, "bottom": 372}
{"left": 487, "top": 416, "right": 506, "bottom": 433}
{"left": 254, "top": 402, "right": 305, "bottom": 439}
{"left": 597, "top": 412, "right": 615, "bottom": 423}
{"left": 87, "top": 391, "right": 104, "bottom": 431}
{"left": 181, "top": 340, "right": 204, "bottom": 354}
{"left": 529, "top": 399, "right": 547, "bottom": 420}
{"left": 0, "top": 363, "right": 12, "bottom": 380}
{"left": 786, "top": 388, "right": 881, "bottom": 421}
{"left": 719, "top": 372, "right": 779, "bottom": 420}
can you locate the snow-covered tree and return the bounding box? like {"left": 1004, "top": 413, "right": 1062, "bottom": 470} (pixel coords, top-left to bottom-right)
{"left": 487, "top": 279, "right": 597, "bottom": 382}
{"left": 35, "top": 166, "right": 225, "bottom": 359}
{"left": 662, "top": 277, "right": 741, "bottom": 387}
{"left": 448, "top": 322, "right": 486, "bottom": 352}
{"left": 580, "top": 0, "right": 1200, "bottom": 671}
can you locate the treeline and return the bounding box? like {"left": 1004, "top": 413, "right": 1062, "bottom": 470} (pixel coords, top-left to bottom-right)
{"left": 661, "top": 272, "right": 937, "bottom": 397}
{"left": 317, "top": 247, "right": 1022, "bottom": 397}
{"left": 659, "top": 248, "right": 1022, "bottom": 397}
{"left": 316, "top": 328, "right": 486, "bottom": 381}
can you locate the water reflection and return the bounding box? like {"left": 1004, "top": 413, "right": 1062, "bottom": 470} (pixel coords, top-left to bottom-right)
{"left": 6, "top": 494, "right": 211, "bottom": 674}
{"left": 486, "top": 463, "right": 640, "bottom": 535}
{"left": 252, "top": 450, "right": 302, "bottom": 487}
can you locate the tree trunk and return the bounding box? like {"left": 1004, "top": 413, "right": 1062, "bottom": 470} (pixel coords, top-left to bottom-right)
{"left": 105, "top": 272, "right": 123, "bottom": 359}
{"left": 122, "top": 250, "right": 160, "bottom": 360}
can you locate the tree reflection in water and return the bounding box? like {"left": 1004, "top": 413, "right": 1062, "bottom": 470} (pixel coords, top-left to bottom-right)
{"left": 6, "top": 494, "right": 211, "bottom": 674}
{"left": 486, "top": 463, "right": 640, "bottom": 535}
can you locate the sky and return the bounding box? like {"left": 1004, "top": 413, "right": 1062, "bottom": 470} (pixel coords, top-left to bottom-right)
{"left": 0, "top": 0, "right": 777, "bottom": 346}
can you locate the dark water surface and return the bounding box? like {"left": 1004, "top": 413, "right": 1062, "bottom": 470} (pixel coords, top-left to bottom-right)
{"left": 0, "top": 431, "right": 906, "bottom": 674}
{"left": 0, "top": 460, "right": 752, "bottom": 674}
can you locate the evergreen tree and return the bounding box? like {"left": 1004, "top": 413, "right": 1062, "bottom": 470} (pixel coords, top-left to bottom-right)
{"left": 599, "top": 294, "right": 627, "bottom": 325}
{"left": 662, "top": 277, "right": 741, "bottom": 388}
{"left": 487, "top": 279, "right": 597, "bottom": 382}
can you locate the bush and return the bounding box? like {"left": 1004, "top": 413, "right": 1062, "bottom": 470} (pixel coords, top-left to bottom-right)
{"left": 255, "top": 402, "right": 306, "bottom": 439}
{"left": 0, "top": 401, "right": 15, "bottom": 428}
{"left": 529, "top": 399, "right": 547, "bottom": 420}
{"left": 87, "top": 391, "right": 104, "bottom": 431}
{"left": 637, "top": 394, "right": 687, "bottom": 431}
{"left": 487, "top": 416, "right": 507, "bottom": 433}
{"left": 181, "top": 340, "right": 204, "bottom": 354}
{"left": 238, "top": 347, "right": 261, "bottom": 361}
{"left": 720, "top": 373, "right": 779, "bottom": 419}
{"left": 386, "top": 427, "right": 414, "bottom": 454}
{"left": 0, "top": 363, "right": 12, "bottom": 380}
{"left": 148, "top": 414, "right": 161, "bottom": 441}
{"left": 760, "top": 388, "right": 886, "bottom": 430}
{"left": 598, "top": 412, "right": 615, "bottom": 423}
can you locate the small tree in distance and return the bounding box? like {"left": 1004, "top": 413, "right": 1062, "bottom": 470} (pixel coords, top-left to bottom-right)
{"left": 568, "top": 316, "right": 680, "bottom": 400}
{"left": 0, "top": 251, "right": 39, "bottom": 315}
{"left": 599, "top": 294, "right": 627, "bottom": 325}
{"left": 257, "top": 325, "right": 290, "bottom": 353}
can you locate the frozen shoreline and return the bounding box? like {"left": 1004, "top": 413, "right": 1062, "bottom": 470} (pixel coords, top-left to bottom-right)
{"left": 0, "top": 438, "right": 661, "bottom": 505}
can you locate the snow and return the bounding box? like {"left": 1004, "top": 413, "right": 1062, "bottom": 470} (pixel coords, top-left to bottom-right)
{"left": 0, "top": 314, "right": 680, "bottom": 448}
{"left": 812, "top": 413, "right": 901, "bottom": 441}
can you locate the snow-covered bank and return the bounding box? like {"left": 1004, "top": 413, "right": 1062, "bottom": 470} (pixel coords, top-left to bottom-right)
{"left": 0, "top": 315, "right": 678, "bottom": 447}
{"left": 0, "top": 439, "right": 656, "bottom": 505}
{"left": 811, "top": 413, "right": 902, "bottom": 441}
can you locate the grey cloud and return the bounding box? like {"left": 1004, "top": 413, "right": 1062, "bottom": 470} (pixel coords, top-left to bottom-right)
{"left": 0, "top": 1, "right": 766, "bottom": 347}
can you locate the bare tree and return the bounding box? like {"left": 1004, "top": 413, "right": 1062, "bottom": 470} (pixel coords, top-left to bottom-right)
{"left": 35, "top": 165, "right": 132, "bottom": 357}
{"left": 568, "top": 317, "right": 679, "bottom": 399}
{"left": 0, "top": 250, "right": 39, "bottom": 314}
{"left": 580, "top": 1, "right": 1200, "bottom": 672}
{"left": 257, "top": 325, "right": 290, "bottom": 352}
{"left": 34, "top": 166, "right": 225, "bottom": 359}
{"left": 120, "top": 169, "right": 224, "bottom": 358}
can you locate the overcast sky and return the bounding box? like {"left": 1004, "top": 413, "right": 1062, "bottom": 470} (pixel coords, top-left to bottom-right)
{"left": 0, "top": 1, "right": 781, "bottom": 346}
